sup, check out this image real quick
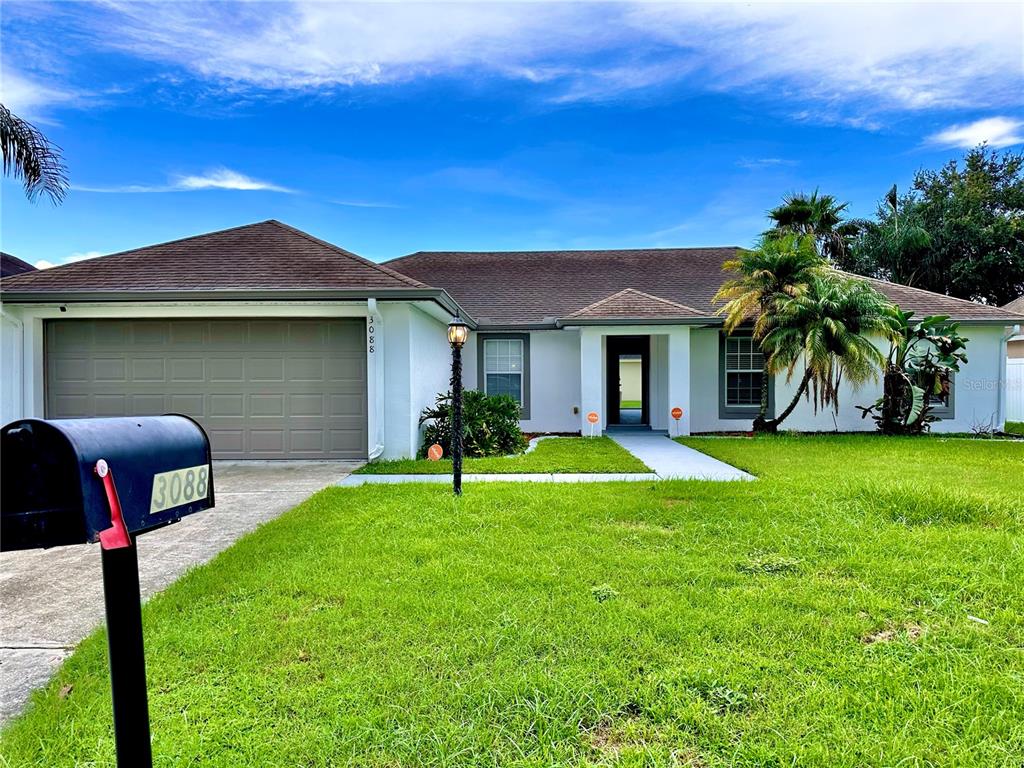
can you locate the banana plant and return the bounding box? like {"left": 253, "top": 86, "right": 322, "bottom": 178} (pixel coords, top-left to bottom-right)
{"left": 857, "top": 310, "right": 968, "bottom": 434}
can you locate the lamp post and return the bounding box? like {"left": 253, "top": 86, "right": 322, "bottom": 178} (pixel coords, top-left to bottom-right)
{"left": 447, "top": 315, "right": 470, "bottom": 495}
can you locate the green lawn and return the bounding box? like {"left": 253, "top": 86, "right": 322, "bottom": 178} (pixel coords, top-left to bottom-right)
{"left": 3, "top": 436, "right": 1023, "bottom": 766}
{"left": 356, "top": 436, "right": 651, "bottom": 474}
{"left": 1006, "top": 420, "right": 1024, "bottom": 436}
{"left": 620, "top": 400, "right": 642, "bottom": 409}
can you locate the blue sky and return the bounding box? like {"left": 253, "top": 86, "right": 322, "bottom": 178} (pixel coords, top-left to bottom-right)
{"left": 2, "top": 1, "right": 1022, "bottom": 268}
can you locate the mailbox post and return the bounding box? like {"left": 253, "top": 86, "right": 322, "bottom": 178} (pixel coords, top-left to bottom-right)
{"left": 1, "top": 415, "right": 215, "bottom": 768}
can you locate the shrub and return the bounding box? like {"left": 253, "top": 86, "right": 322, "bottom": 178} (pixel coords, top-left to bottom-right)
{"left": 419, "top": 390, "right": 528, "bottom": 459}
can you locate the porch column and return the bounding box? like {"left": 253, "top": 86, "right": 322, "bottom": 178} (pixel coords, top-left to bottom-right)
{"left": 579, "top": 327, "right": 604, "bottom": 434}
{"left": 667, "top": 326, "right": 691, "bottom": 436}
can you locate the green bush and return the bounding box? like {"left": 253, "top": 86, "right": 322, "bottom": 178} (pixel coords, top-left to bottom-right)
{"left": 419, "top": 390, "right": 528, "bottom": 458}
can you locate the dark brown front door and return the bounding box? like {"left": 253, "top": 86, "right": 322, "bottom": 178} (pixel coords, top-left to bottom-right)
{"left": 606, "top": 335, "right": 649, "bottom": 426}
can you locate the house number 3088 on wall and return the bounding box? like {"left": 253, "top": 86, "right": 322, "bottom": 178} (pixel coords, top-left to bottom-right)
{"left": 367, "top": 316, "right": 375, "bottom": 354}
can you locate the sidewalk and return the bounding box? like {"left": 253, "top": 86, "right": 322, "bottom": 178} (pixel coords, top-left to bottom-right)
{"left": 607, "top": 431, "right": 753, "bottom": 480}
{"left": 340, "top": 433, "right": 752, "bottom": 486}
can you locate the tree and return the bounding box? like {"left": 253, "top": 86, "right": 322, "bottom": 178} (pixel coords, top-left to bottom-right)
{"left": 0, "top": 103, "right": 69, "bottom": 204}
{"left": 766, "top": 189, "right": 858, "bottom": 264}
{"left": 757, "top": 274, "right": 897, "bottom": 432}
{"left": 714, "top": 234, "right": 827, "bottom": 431}
{"left": 844, "top": 146, "right": 1024, "bottom": 306}
{"left": 856, "top": 312, "right": 969, "bottom": 435}
{"left": 836, "top": 185, "right": 932, "bottom": 285}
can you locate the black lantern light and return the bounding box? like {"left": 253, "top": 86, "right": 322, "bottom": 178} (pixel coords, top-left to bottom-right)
{"left": 447, "top": 315, "right": 469, "bottom": 495}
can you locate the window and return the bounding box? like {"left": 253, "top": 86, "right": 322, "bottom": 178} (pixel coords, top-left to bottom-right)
{"left": 478, "top": 334, "right": 530, "bottom": 418}
{"left": 925, "top": 371, "right": 955, "bottom": 418}
{"left": 719, "top": 333, "right": 773, "bottom": 419}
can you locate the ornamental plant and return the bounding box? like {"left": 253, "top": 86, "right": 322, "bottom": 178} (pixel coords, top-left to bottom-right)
{"left": 856, "top": 311, "right": 968, "bottom": 434}
{"left": 419, "top": 390, "right": 527, "bottom": 459}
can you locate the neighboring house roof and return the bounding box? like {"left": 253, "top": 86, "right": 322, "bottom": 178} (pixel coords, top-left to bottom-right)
{"left": 0, "top": 220, "right": 428, "bottom": 299}
{"left": 1005, "top": 296, "right": 1024, "bottom": 314}
{"left": 563, "top": 288, "right": 708, "bottom": 325}
{"left": 387, "top": 248, "right": 1024, "bottom": 327}
{"left": 1, "top": 252, "right": 35, "bottom": 278}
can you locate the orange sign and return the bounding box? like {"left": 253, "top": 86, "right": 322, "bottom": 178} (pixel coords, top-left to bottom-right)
{"left": 671, "top": 407, "right": 683, "bottom": 420}
{"left": 586, "top": 411, "right": 599, "bottom": 424}
{"left": 427, "top": 443, "right": 444, "bottom": 461}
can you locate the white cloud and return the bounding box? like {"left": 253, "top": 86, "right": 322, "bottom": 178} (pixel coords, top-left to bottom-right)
{"left": 329, "top": 199, "right": 400, "bottom": 209}
{"left": 175, "top": 168, "right": 292, "bottom": 192}
{"left": 35, "top": 251, "right": 102, "bottom": 270}
{"left": 927, "top": 117, "right": 1024, "bottom": 149}
{"left": 0, "top": 68, "right": 83, "bottom": 122}
{"left": 736, "top": 158, "right": 798, "bottom": 171}
{"left": 74, "top": 167, "right": 294, "bottom": 194}
{"left": 7, "top": 2, "right": 1023, "bottom": 123}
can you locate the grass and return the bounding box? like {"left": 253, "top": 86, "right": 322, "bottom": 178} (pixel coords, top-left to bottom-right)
{"left": 620, "top": 400, "right": 642, "bottom": 409}
{"left": 1005, "top": 420, "right": 1023, "bottom": 435}
{"left": 355, "top": 436, "right": 651, "bottom": 474}
{"left": 3, "top": 435, "right": 1023, "bottom": 766}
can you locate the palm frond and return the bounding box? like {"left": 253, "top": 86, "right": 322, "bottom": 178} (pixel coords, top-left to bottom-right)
{"left": 0, "top": 104, "right": 69, "bottom": 204}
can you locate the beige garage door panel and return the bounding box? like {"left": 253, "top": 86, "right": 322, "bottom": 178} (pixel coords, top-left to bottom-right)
{"left": 45, "top": 319, "right": 367, "bottom": 459}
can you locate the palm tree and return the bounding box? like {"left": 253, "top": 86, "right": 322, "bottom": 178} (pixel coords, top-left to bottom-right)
{"left": 1, "top": 104, "right": 69, "bottom": 204}
{"left": 766, "top": 189, "right": 855, "bottom": 263}
{"left": 757, "top": 274, "right": 898, "bottom": 431}
{"left": 714, "top": 234, "right": 827, "bottom": 430}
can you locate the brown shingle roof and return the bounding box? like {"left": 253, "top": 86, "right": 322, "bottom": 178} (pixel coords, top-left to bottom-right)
{"left": 847, "top": 274, "right": 1024, "bottom": 322}
{"left": 565, "top": 288, "right": 708, "bottom": 321}
{"left": 1, "top": 220, "right": 426, "bottom": 295}
{"left": 1005, "top": 296, "right": 1024, "bottom": 314}
{"left": 387, "top": 248, "right": 1022, "bottom": 326}
{"left": 1, "top": 252, "right": 35, "bottom": 278}
{"left": 386, "top": 247, "right": 739, "bottom": 326}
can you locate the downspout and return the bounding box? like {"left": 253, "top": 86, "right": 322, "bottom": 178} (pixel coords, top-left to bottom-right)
{"left": 997, "top": 324, "right": 1021, "bottom": 429}
{"left": 367, "top": 299, "right": 385, "bottom": 460}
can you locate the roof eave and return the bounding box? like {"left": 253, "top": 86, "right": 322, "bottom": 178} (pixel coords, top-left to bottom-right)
{"left": 0, "top": 287, "right": 477, "bottom": 327}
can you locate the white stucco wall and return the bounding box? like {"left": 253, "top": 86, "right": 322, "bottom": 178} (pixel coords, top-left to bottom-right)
{"left": 463, "top": 329, "right": 582, "bottom": 433}
{"left": 378, "top": 302, "right": 454, "bottom": 459}
{"left": 1, "top": 306, "right": 24, "bottom": 426}
{"left": 575, "top": 325, "right": 689, "bottom": 434}
{"left": 408, "top": 304, "right": 452, "bottom": 452}
{"left": 689, "top": 324, "right": 1010, "bottom": 433}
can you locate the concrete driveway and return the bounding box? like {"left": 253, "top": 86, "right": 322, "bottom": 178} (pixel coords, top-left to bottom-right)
{"left": 0, "top": 461, "right": 357, "bottom": 723}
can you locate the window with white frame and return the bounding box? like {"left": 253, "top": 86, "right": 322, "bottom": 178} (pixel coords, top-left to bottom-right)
{"left": 483, "top": 338, "right": 524, "bottom": 404}
{"left": 724, "top": 335, "right": 764, "bottom": 408}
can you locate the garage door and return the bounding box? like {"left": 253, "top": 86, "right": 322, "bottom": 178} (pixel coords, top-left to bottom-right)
{"left": 45, "top": 318, "right": 367, "bottom": 459}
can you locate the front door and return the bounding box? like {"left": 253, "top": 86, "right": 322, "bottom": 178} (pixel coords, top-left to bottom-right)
{"left": 606, "top": 336, "right": 649, "bottom": 426}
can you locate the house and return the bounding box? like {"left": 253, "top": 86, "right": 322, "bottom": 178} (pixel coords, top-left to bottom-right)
{"left": 2, "top": 220, "right": 1021, "bottom": 461}
{"left": 1, "top": 252, "right": 36, "bottom": 278}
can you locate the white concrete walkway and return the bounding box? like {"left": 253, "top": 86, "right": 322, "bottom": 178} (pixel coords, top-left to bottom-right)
{"left": 340, "top": 433, "right": 752, "bottom": 486}
{"left": 339, "top": 471, "right": 658, "bottom": 486}
{"left": 608, "top": 431, "right": 753, "bottom": 480}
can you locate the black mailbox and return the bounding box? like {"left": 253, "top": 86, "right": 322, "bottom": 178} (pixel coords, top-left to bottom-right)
{"left": 1, "top": 414, "right": 215, "bottom": 767}
{"left": 2, "top": 415, "right": 214, "bottom": 552}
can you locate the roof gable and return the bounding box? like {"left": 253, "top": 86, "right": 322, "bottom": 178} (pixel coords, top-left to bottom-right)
{"left": 1, "top": 220, "right": 426, "bottom": 294}
{"left": 565, "top": 288, "right": 707, "bottom": 321}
